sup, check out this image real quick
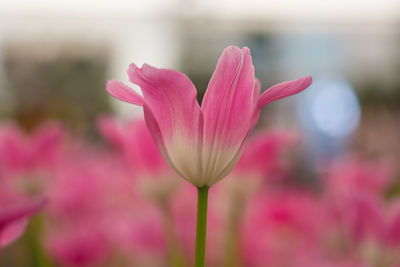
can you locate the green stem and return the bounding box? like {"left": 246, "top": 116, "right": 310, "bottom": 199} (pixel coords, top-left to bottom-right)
{"left": 194, "top": 186, "right": 209, "bottom": 267}
{"left": 25, "top": 214, "right": 53, "bottom": 267}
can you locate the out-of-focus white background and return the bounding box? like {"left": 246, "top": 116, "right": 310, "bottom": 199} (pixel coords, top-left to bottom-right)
{"left": 0, "top": 0, "right": 399, "bottom": 162}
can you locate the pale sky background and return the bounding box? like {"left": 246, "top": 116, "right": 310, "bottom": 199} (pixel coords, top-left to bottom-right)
{"left": 0, "top": 0, "right": 399, "bottom": 119}
{"left": 0, "top": 0, "right": 399, "bottom": 21}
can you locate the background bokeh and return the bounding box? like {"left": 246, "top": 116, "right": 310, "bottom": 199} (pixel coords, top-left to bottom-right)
{"left": 1, "top": 1, "right": 400, "bottom": 266}
{"left": 1, "top": 0, "right": 399, "bottom": 160}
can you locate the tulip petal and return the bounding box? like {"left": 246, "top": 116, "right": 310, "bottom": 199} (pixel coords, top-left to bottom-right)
{"left": 202, "top": 46, "right": 256, "bottom": 146}
{"left": 0, "top": 197, "right": 46, "bottom": 249}
{"left": 0, "top": 197, "right": 46, "bottom": 229}
{"left": 106, "top": 80, "right": 144, "bottom": 106}
{"left": 200, "top": 46, "right": 256, "bottom": 183}
{"left": 0, "top": 219, "right": 27, "bottom": 247}
{"left": 257, "top": 76, "right": 312, "bottom": 108}
{"left": 128, "top": 63, "right": 204, "bottom": 185}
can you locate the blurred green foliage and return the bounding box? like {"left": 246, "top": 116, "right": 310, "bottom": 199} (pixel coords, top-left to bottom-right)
{"left": 3, "top": 51, "right": 111, "bottom": 135}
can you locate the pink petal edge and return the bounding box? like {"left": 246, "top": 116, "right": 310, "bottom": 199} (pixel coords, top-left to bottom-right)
{"left": 257, "top": 75, "right": 312, "bottom": 109}
{"left": 106, "top": 80, "right": 144, "bottom": 106}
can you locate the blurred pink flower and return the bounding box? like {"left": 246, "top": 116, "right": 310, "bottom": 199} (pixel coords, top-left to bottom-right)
{"left": 44, "top": 146, "right": 171, "bottom": 266}
{"left": 234, "top": 130, "right": 298, "bottom": 180}
{"left": 323, "top": 194, "right": 400, "bottom": 265}
{"left": 44, "top": 150, "right": 126, "bottom": 266}
{"left": 106, "top": 46, "right": 312, "bottom": 187}
{"left": 323, "top": 158, "right": 394, "bottom": 198}
{"left": 320, "top": 158, "right": 400, "bottom": 265}
{"left": 386, "top": 200, "right": 400, "bottom": 247}
{"left": 98, "top": 118, "right": 227, "bottom": 264}
{"left": 46, "top": 221, "right": 109, "bottom": 267}
{"left": 97, "top": 117, "right": 167, "bottom": 175}
{"left": 242, "top": 191, "right": 323, "bottom": 267}
{"left": 0, "top": 122, "right": 64, "bottom": 176}
{"left": 0, "top": 193, "right": 46, "bottom": 251}
{"left": 322, "top": 158, "right": 395, "bottom": 245}
{"left": 332, "top": 193, "right": 385, "bottom": 245}
{"left": 97, "top": 117, "right": 181, "bottom": 200}
{"left": 0, "top": 122, "right": 64, "bottom": 197}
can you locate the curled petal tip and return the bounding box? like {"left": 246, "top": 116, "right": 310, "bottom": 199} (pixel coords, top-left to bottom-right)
{"left": 302, "top": 75, "right": 313, "bottom": 86}
{"left": 241, "top": 46, "right": 250, "bottom": 53}
{"left": 106, "top": 80, "right": 143, "bottom": 106}
{"left": 222, "top": 46, "right": 250, "bottom": 57}
{"left": 257, "top": 75, "right": 313, "bottom": 108}
{"left": 127, "top": 63, "right": 140, "bottom": 74}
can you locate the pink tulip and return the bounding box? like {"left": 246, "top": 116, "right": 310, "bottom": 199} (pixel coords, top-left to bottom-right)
{"left": 242, "top": 191, "right": 323, "bottom": 267}
{"left": 0, "top": 122, "right": 63, "bottom": 176}
{"left": 323, "top": 194, "right": 400, "bottom": 265}
{"left": 322, "top": 157, "right": 395, "bottom": 245}
{"left": 46, "top": 223, "right": 109, "bottom": 267}
{"left": 106, "top": 46, "right": 312, "bottom": 187}
{"left": 44, "top": 151, "right": 123, "bottom": 266}
{"left": 0, "top": 122, "right": 64, "bottom": 198}
{"left": 318, "top": 157, "right": 400, "bottom": 265}
{"left": 44, "top": 146, "right": 170, "bottom": 266}
{"left": 322, "top": 157, "right": 394, "bottom": 199}
{"left": 336, "top": 194, "right": 385, "bottom": 245}
{"left": 0, "top": 193, "right": 46, "bottom": 251}
{"left": 387, "top": 201, "right": 400, "bottom": 246}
